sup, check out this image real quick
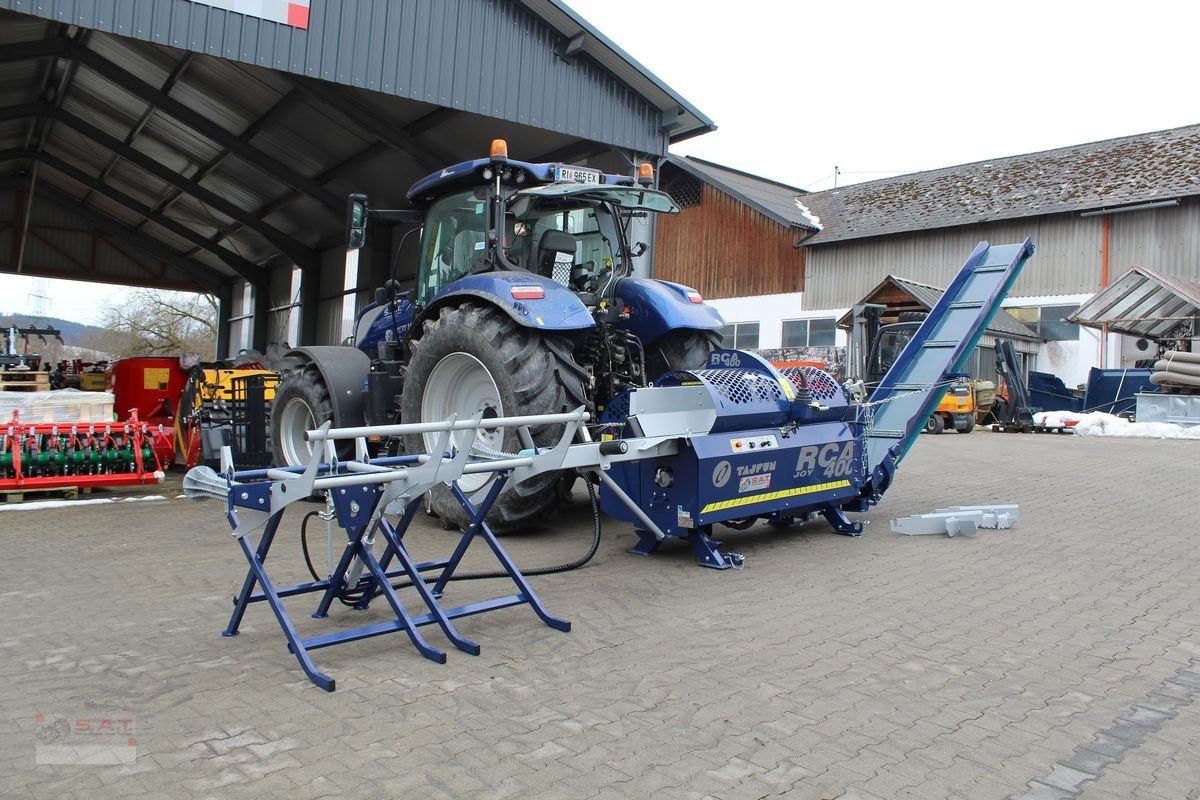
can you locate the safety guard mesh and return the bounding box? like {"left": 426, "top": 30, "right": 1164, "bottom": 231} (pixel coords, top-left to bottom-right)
{"left": 694, "top": 369, "right": 785, "bottom": 405}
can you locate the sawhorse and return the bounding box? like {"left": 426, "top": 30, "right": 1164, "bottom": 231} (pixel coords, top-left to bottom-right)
{"left": 219, "top": 459, "right": 568, "bottom": 691}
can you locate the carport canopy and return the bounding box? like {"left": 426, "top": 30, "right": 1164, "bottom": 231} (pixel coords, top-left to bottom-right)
{"left": 0, "top": 0, "right": 713, "bottom": 353}
{"left": 1068, "top": 266, "right": 1200, "bottom": 341}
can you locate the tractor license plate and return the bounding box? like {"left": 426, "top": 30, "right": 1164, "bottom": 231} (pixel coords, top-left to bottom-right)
{"left": 554, "top": 166, "right": 601, "bottom": 184}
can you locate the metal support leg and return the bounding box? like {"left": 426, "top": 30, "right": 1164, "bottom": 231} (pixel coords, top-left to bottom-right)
{"left": 687, "top": 528, "right": 743, "bottom": 570}
{"left": 223, "top": 514, "right": 336, "bottom": 691}
{"left": 442, "top": 480, "right": 570, "bottom": 632}
{"left": 822, "top": 505, "right": 863, "bottom": 536}
{"left": 371, "top": 515, "right": 480, "bottom": 655}
{"left": 352, "top": 497, "right": 424, "bottom": 610}
{"left": 629, "top": 529, "right": 661, "bottom": 556}
{"left": 313, "top": 531, "right": 367, "bottom": 619}
{"left": 224, "top": 513, "right": 284, "bottom": 637}
{"left": 354, "top": 543, "right": 447, "bottom": 664}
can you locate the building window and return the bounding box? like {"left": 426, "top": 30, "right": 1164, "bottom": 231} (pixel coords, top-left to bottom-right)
{"left": 781, "top": 317, "right": 837, "bottom": 347}
{"left": 720, "top": 322, "right": 760, "bottom": 350}
{"left": 1008, "top": 304, "right": 1080, "bottom": 341}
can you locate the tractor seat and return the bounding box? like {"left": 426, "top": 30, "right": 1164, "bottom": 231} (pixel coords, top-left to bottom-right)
{"left": 537, "top": 230, "right": 577, "bottom": 286}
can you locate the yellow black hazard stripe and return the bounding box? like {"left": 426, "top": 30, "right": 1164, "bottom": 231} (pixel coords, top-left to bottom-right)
{"left": 701, "top": 479, "right": 852, "bottom": 515}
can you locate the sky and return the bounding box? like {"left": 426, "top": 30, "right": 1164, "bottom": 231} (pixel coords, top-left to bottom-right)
{"left": 4, "top": 0, "right": 1197, "bottom": 326}
{"left": 566, "top": 0, "right": 1199, "bottom": 190}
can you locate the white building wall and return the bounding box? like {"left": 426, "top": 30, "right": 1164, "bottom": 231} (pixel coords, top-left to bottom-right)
{"left": 706, "top": 292, "right": 848, "bottom": 348}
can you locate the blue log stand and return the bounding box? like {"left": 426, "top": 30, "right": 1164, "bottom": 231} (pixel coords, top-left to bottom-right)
{"left": 220, "top": 464, "right": 569, "bottom": 691}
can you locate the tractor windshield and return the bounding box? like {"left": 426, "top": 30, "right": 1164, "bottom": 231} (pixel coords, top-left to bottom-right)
{"left": 416, "top": 183, "right": 674, "bottom": 305}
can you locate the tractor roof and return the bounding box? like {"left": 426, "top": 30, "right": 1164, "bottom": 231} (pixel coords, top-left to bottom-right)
{"left": 407, "top": 158, "right": 638, "bottom": 204}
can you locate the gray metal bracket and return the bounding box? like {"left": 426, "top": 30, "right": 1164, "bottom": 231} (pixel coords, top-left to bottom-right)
{"left": 891, "top": 504, "right": 1019, "bottom": 537}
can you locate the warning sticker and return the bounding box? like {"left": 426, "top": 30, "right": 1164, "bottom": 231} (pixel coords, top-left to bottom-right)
{"left": 143, "top": 367, "right": 171, "bottom": 390}
{"left": 738, "top": 473, "right": 771, "bottom": 493}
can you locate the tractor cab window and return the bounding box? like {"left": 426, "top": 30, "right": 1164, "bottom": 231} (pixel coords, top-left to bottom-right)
{"left": 505, "top": 200, "right": 619, "bottom": 292}
{"left": 417, "top": 189, "right": 488, "bottom": 305}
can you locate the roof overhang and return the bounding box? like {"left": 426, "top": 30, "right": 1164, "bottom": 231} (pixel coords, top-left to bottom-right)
{"left": 1068, "top": 266, "right": 1200, "bottom": 340}
{"left": 519, "top": 0, "right": 716, "bottom": 143}
{"left": 663, "top": 155, "right": 821, "bottom": 233}
{"left": 837, "top": 274, "right": 1041, "bottom": 341}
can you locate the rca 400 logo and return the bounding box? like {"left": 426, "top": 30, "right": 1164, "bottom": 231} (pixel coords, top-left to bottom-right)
{"left": 793, "top": 441, "right": 856, "bottom": 479}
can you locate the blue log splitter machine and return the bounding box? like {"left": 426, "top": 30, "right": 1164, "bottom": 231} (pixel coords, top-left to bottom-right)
{"left": 186, "top": 239, "right": 1034, "bottom": 690}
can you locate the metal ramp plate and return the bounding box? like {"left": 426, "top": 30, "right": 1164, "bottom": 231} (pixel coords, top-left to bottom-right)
{"left": 865, "top": 239, "right": 1034, "bottom": 474}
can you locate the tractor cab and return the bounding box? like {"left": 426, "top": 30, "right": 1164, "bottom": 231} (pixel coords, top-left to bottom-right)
{"left": 409, "top": 144, "right": 679, "bottom": 308}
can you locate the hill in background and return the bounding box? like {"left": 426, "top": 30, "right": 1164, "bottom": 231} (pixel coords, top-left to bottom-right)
{"left": 0, "top": 313, "right": 107, "bottom": 347}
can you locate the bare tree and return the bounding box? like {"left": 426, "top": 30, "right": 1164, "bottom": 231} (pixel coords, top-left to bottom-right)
{"left": 93, "top": 289, "right": 218, "bottom": 359}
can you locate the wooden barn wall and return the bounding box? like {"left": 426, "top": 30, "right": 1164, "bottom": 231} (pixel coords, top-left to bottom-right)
{"left": 653, "top": 185, "right": 804, "bottom": 299}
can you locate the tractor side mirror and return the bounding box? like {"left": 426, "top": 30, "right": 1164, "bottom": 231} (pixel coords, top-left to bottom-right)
{"left": 346, "top": 193, "right": 369, "bottom": 250}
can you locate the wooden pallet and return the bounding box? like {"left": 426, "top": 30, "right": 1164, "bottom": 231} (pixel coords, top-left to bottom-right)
{"left": 0, "top": 370, "right": 51, "bottom": 392}
{"left": 1032, "top": 424, "right": 1076, "bottom": 435}
{"left": 987, "top": 422, "right": 1075, "bottom": 435}
{"left": 0, "top": 485, "right": 94, "bottom": 504}
{"left": 988, "top": 422, "right": 1033, "bottom": 433}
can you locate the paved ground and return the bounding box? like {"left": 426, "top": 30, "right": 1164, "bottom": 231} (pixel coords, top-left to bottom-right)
{"left": 2, "top": 431, "right": 1198, "bottom": 799}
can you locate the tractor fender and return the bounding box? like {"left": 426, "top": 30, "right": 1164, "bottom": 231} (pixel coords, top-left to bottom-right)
{"left": 418, "top": 272, "right": 595, "bottom": 333}
{"left": 280, "top": 346, "right": 370, "bottom": 429}
{"left": 615, "top": 278, "right": 725, "bottom": 346}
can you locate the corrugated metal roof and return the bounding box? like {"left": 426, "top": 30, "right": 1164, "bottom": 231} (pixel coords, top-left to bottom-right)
{"left": 1, "top": 0, "right": 712, "bottom": 153}
{"left": 800, "top": 124, "right": 1200, "bottom": 245}
{"left": 836, "top": 275, "right": 1041, "bottom": 341}
{"left": 665, "top": 155, "right": 822, "bottom": 233}
{"left": 1069, "top": 266, "right": 1200, "bottom": 340}
{"left": 1, "top": 0, "right": 714, "bottom": 295}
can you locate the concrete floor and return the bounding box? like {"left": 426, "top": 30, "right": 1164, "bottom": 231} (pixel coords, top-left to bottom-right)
{"left": 2, "top": 431, "right": 1198, "bottom": 799}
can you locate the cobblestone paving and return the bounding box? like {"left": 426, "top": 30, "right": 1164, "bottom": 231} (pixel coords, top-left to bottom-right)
{"left": 2, "top": 432, "right": 1198, "bottom": 799}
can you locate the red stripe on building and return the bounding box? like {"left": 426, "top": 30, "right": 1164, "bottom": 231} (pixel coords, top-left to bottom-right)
{"left": 287, "top": 2, "right": 309, "bottom": 28}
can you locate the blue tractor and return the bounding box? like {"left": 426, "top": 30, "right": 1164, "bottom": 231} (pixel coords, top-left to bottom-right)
{"left": 270, "top": 140, "right": 724, "bottom": 530}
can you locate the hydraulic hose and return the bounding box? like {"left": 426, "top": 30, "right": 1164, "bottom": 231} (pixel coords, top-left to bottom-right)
{"left": 299, "top": 472, "right": 603, "bottom": 606}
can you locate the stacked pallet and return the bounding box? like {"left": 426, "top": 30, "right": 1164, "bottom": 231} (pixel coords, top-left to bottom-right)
{"left": 0, "top": 389, "right": 115, "bottom": 423}
{"left": 1150, "top": 351, "right": 1200, "bottom": 391}
{"left": 0, "top": 370, "right": 50, "bottom": 392}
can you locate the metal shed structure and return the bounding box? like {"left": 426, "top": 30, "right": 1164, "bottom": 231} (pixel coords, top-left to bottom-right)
{"left": 1069, "top": 266, "right": 1200, "bottom": 343}
{"left": 0, "top": 0, "right": 713, "bottom": 355}
{"left": 835, "top": 274, "right": 1042, "bottom": 383}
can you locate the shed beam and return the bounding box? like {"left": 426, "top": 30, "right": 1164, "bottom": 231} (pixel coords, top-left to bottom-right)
{"left": 403, "top": 107, "right": 461, "bottom": 138}
{"left": 33, "top": 180, "right": 232, "bottom": 290}
{"left": 0, "top": 38, "right": 71, "bottom": 63}
{"left": 291, "top": 76, "right": 453, "bottom": 170}
{"left": 215, "top": 283, "right": 233, "bottom": 359}
{"left": 0, "top": 102, "right": 51, "bottom": 124}
{"left": 182, "top": 140, "right": 389, "bottom": 260}
{"left": 36, "top": 151, "right": 267, "bottom": 286}
{"left": 70, "top": 46, "right": 344, "bottom": 215}
{"left": 534, "top": 141, "right": 611, "bottom": 166}
{"left": 83, "top": 53, "right": 195, "bottom": 205}
{"left": 147, "top": 88, "right": 302, "bottom": 220}
{"left": 52, "top": 108, "right": 317, "bottom": 269}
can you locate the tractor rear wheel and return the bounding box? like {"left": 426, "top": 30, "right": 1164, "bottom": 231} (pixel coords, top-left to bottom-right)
{"left": 402, "top": 304, "right": 587, "bottom": 532}
{"left": 644, "top": 329, "right": 722, "bottom": 380}
{"left": 924, "top": 413, "right": 945, "bottom": 435}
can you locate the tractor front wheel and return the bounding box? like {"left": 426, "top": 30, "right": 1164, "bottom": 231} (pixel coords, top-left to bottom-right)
{"left": 271, "top": 363, "right": 339, "bottom": 467}
{"left": 402, "top": 304, "right": 587, "bottom": 532}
